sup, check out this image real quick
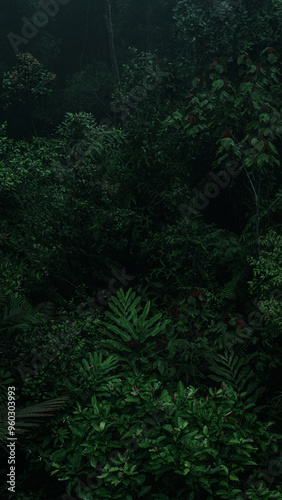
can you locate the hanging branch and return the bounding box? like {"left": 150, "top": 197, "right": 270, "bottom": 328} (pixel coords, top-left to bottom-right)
{"left": 104, "top": 0, "right": 120, "bottom": 86}
{"left": 244, "top": 166, "right": 260, "bottom": 256}
{"left": 259, "top": 194, "right": 282, "bottom": 220}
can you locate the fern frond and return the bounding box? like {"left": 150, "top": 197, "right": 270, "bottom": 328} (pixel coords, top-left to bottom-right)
{"left": 0, "top": 293, "right": 48, "bottom": 337}
{"left": 208, "top": 351, "right": 266, "bottom": 408}
{"left": 219, "top": 266, "right": 250, "bottom": 301}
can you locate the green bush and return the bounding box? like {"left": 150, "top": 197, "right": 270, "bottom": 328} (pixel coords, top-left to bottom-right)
{"left": 19, "top": 290, "right": 282, "bottom": 499}
{"left": 30, "top": 376, "right": 282, "bottom": 499}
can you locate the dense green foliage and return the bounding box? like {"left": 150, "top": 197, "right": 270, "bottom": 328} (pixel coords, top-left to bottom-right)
{"left": 0, "top": 1, "right": 281, "bottom": 498}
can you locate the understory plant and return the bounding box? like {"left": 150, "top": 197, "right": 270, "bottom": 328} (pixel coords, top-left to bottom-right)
{"left": 19, "top": 289, "right": 282, "bottom": 499}
{"left": 247, "top": 230, "right": 282, "bottom": 331}
{"left": 28, "top": 374, "right": 282, "bottom": 499}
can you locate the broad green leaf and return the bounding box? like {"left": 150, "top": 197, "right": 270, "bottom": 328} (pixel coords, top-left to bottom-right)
{"left": 68, "top": 424, "right": 84, "bottom": 438}
{"left": 138, "top": 301, "right": 150, "bottom": 326}
{"left": 104, "top": 323, "right": 131, "bottom": 341}
{"left": 212, "top": 79, "right": 224, "bottom": 90}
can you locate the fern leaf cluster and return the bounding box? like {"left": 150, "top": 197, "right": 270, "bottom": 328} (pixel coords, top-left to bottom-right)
{"left": 208, "top": 351, "right": 266, "bottom": 410}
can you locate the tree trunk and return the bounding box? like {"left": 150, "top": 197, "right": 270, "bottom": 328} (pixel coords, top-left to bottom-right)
{"left": 104, "top": 0, "right": 120, "bottom": 86}
{"left": 25, "top": 91, "right": 37, "bottom": 137}
{"left": 146, "top": 0, "right": 153, "bottom": 51}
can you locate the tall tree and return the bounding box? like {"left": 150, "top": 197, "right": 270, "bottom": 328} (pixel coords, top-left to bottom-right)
{"left": 104, "top": 0, "right": 120, "bottom": 85}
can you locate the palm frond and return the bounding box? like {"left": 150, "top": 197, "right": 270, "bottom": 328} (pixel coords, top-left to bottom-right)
{"left": 0, "top": 396, "right": 69, "bottom": 441}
